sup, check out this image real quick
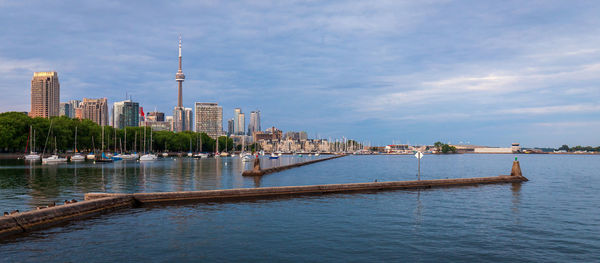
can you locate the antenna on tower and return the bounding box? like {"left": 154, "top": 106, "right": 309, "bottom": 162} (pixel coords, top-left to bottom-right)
{"left": 178, "top": 34, "right": 182, "bottom": 57}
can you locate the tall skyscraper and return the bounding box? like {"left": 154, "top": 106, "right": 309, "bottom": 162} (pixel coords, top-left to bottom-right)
{"left": 248, "top": 110, "right": 261, "bottom": 135}
{"left": 30, "top": 72, "right": 60, "bottom": 118}
{"left": 227, "top": 119, "right": 234, "bottom": 136}
{"left": 233, "top": 108, "right": 245, "bottom": 135}
{"left": 81, "top": 98, "right": 109, "bottom": 126}
{"left": 237, "top": 112, "right": 245, "bottom": 135}
{"left": 195, "top": 103, "right": 223, "bottom": 139}
{"left": 112, "top": 100, "right": 139, "bottom": 129}
{"left": 173, "top": 36, "right": 191, "bottom": 132}
{"left": 233, "top": 108, "right": 241, "bottom": 134}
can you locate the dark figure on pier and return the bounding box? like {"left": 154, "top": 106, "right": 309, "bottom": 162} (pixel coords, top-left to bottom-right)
{"left": 9, "top": 210, "right": 19, "bottom": 215}
{"left": 3, "top": 212, "right": 8, "bottom": 216}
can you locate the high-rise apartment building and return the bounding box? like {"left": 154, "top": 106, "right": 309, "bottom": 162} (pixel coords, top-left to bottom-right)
{"left": 30, "top": 72, "right": 60, "bottom": 118}
{"left": 81, "top": 98, "right": 109, "bottom": 126}
{"left": 112, "top": 100, "right": 139, "bottom": 129}
{"left": 195, "top": 102, "right": 223, "bottom": 139}
{"left": 227, "top": 119, "right": 234, "bottom": 136}
{"left": 248, "top": 110, "right": 261, "bottom": 135}
{"left": 59, "top": 102, "right": 71, "bottom": 118}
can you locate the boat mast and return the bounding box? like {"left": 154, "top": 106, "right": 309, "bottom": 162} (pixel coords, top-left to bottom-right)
{"left": 102, "top": 126, "right": 105, "bottom": 153}
{"left": 74, "top": 126, "right": 77, "bottom": 153}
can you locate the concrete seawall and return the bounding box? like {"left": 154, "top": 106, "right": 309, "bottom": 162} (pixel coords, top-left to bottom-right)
{"left": 242, "top": 154, "right": 346, "bottom": 176}
{"left": 0, "top": 195, "right": 135, "bottom": 238}
{"left": 86, "top": 174, "right": 528, "bottom": 204}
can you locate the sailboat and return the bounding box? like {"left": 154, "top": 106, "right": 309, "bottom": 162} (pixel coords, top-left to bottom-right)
{"left": 241, "top": 138, "right": 252, "bottom": 162}
{"left": 140, "top": 125, "right": 157, "bottom": 161}
{"left": 71, "top": 126, "right": 85, "bottom": 161}
{"left": 120, "top": 129, "right": 138, "bottom": 160}
{"left": 220, "top": 136, "right": 230, "bottom": 157}
{"left": 96, "top": 126, "right": 113, "bottom": 163}
{"left": 87, "top": 136, "right": 96, "bottom": 160}
{"left": 162, "top": 140, "right": 169, "bottom": 157}
{"left": 42, "top": 137, "right": 67, "bottom": 164}
{"left": 25, "top": 126, "right": 41, "bottom": 160}
{"left": 193, "top": 134, "right": 208, "bottom": 158}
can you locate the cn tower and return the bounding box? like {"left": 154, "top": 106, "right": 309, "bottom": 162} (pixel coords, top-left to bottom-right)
{"left": 175, "top": 35, "right": 185, "bottom": 108}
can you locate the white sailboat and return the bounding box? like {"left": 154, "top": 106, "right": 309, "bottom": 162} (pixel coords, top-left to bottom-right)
{"left": 71, "top": 126, "right": 85, "bottom": 162}
{"left": 87, "top": 135, "right": 96, "bottom": 160}
{"left": 120, "top": 130, "right": 138, "bottom": 160}
{"left": 140, "top": 125, "right": 157, "bottom": 161}
{"left": 25, "top": 126, "right": 40, "bottom": 160}
{"left": 43, "top": 137, "right": 67, "bottom": 164}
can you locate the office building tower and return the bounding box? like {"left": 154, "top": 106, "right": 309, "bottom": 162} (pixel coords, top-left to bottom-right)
{"left": 237, "top": 113, "right": 245, "bottom": 135}
{"left": 195, "top": 102, "right": 223, "bottom": 139}
{"left": 30, "top": 72, "right": 60, "bottom": 118}
{"left": 227, "top": 119, "right": 234, "bottom": 136}
{"left": 233, "top": 108, "right": 241, "bottom": 134}
{"left": 233, "top": 108, "right": 245, "bottom": 135}
{"left": 81, "top": 98, "right": 109, "bottom": 126}
{"left": 112, "top": 100, "right": 139, "bottom": 129}
{"left": 248, "top": 110, "right": 261, "bottom": 135}
{"left": 59, "top": 102, "right": 71, "bottom": 118}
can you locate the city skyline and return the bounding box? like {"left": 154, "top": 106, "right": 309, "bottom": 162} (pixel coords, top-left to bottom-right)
{"left": 2, "top": 1, "right": 600, "bottom": 147}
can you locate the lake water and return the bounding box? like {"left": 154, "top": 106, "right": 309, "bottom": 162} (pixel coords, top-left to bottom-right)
{"left": 1, "top": 154, "right": 599, "bottom": 262}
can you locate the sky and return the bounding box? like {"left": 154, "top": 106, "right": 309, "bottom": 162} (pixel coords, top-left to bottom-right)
{"left": 1, "top": 0, "right": 599, "bottom": 147}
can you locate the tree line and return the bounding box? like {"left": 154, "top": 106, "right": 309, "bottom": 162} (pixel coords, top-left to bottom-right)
{"left": 0, "top": 112, "right": 233, "bottom": 153}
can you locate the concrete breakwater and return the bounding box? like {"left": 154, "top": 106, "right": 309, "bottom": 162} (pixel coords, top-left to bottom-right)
{"left": 1, "top": 161, "right": 527, "bottom": 239}
{"left": 0, "top": 195, "right": 135, "bottom": 238}
{"left": 242, "top": 154, "right": 347, "bottom": 176}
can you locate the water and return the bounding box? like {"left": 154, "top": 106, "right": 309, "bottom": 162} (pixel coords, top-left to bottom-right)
{"left": 1, "top": 154, "right": 599, "bottom": 262}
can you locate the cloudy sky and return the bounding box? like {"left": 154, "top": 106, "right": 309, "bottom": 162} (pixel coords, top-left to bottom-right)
{"left": 1, "top": 0, "right": 599, "bottom": 147}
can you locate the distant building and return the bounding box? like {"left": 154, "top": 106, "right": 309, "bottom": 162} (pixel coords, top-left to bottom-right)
{"left": 284, "top": 131, "right": 308, "bottom": 141}
{"left": 227, "top": 118, "right": 234, "bottom": 136}
{"left": 233, "top": 108, "right": 245, "bottom": 135}
{"left": 173, "top": 107, "right": 193, "bottom": 132}
{"left": 75, "top": 108, "right": 83, "bottom": 119}
{"left": 30, "top": 72, "right": 60, "bottom": 118}
{"left": 247, "top": 110, "right": 261, "bottom": 135}
{"left": 194, "top": 103, "right": 223, "bottom": 139}
{"left": 112, "top": 100, "right": 139, "bottom": 129}
{"left": 81, "top": 98, "right": 109, "bottom": 126}
{"left": 253, "top": 126, "right": 282, "bottom": 142}
{"left": 59, "top": 102, "right": 71, "bottom": 118}
{"left": 68, "top": 100, "right": 80, "bottom": 117}
{"left": 147, "top": 111, "right": 165, "bottom": 122}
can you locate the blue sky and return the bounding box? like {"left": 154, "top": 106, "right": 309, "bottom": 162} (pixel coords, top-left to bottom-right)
{"left": 1, "top": 0, "right": 599, "bottom": 147}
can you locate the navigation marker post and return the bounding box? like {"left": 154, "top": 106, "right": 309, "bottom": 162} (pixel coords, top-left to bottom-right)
{"left": 415, "top": 151, "right": 423, "bottom": 180}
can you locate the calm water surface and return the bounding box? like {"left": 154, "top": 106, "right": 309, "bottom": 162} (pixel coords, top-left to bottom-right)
{"left": 1, "top": 154, "right": 599, "bottom": 262}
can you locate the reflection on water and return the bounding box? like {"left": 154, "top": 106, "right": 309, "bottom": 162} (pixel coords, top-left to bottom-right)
{"left": 0, "top": 155, "right": 327, "bottom": 212}
{"left": 1, "top": 154, "right": 600, "bottom": 262}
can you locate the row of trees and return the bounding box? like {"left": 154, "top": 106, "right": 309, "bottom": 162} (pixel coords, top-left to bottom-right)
{"left": 558, "top": 145, "right": 600, "bottom": 152}
{"left": 0, "top": 112, "right": 234, "bottom": 153}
